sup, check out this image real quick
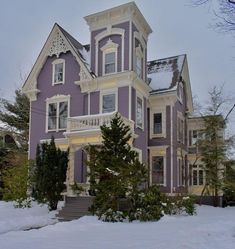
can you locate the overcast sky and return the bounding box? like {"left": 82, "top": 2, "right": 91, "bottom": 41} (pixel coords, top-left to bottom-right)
{"left": 0, "top": 0, "right": 234, "bottom": 133}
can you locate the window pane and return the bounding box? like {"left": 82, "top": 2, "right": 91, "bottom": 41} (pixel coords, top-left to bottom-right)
{"left": 152, "top": 156, "right": 164, "bottom": 184}
{"left": 105, "top": 52, "right": 115, "bottom": 74}
{"left": 153, "top": 113, "right": 162, "bottom": 134}
{"left": 136, "top": 97, "right": 143, "bottom": 128}
{"left": 59, "top": 101, "right": 68, "bottom": 129}
{"left": 193, "top": 170, "right": 198, "bottom": 185}
{"left": 136, "top": 56, "right": 142, "bottom": 78}
{"left": 199, "top": 170, "right": 204, "bottom": 185}
{"left": 54, "top": 63, "right": 63, "bottom": 83}
{"left": 102, "top": 94, "right": 115, "bottom": 113}
{"left": 48, "top": 103, "right": 57, "bottom": 130}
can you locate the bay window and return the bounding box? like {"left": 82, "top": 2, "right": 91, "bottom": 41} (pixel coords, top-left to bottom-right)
{"left": 136, "top": 96, "right": 143, "bottom": 129}
{"left": 152, "top": 156, "right": 165, "bottom": 185}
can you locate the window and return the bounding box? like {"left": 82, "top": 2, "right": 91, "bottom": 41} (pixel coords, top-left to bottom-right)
{"left": 153, "top": 113, "right": 162, "bottom": 134}
{"left": 152, "top": 156, "right": 164, "bottom": 185}
{"left": 101, "top": 92, "right": 116, "bottom": 113}
{"left": 191, "top": 164, "right": 204, "bottom": 186}
{"left": 177, "top": 117, "right": 184, "bottom": 143}
{"left": 52, "top": 59, "right": 65, "bottom": 84}
{"left": 101, "top": 39, "right": 119, "bottom": 76}
{"left": 46, "top": 96, "right": 69, "bottom": 132}
{"left": 136, "top": 96, "right": 143, "bottom": 129}
{"left": 136, "top": 56, "right": 142, "bottom": 78}
{"left": 104, "top": 52, "right": 116, "bottom": 74}
{"left": 178, "top": 159, "right": 185, "bottom": 186}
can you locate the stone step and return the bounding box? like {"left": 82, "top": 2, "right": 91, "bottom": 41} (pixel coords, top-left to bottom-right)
{"left": 57, "top": 196, "right": 94, "bottom": 221}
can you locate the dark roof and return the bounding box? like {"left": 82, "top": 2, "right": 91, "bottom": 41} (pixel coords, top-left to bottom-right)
{"left": 147, "top": 54, "right": 186, "bottom": 93}
{"left": 57, "top": 24, "right": 91, "bottom": 69}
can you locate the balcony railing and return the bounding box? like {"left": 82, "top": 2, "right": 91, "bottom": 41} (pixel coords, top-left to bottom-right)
{"left": 66, "top": 112, "right": 134, "bottom": 133}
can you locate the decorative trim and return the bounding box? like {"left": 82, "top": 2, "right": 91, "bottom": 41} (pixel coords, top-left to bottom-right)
{"left": 95, "top": 27, "right": 125, "bottom": 75}
{"left": 48, "top": 31, "right": 69, "bottom": 58}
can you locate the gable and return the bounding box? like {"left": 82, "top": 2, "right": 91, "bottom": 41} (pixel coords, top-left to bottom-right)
{"left": 22, "top": 23, "right": 93, "bottom": 101}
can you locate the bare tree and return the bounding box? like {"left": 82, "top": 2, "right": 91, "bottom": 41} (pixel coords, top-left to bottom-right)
{"left": 191, "top": 0, "right": 235, "bottom": 33}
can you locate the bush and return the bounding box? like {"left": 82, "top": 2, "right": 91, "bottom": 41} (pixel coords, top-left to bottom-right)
{"left": 100, "top": 209, "right": 126, "bottom": 222}
{"left": 1, "top": 161, "right": 28, "bottom": 204}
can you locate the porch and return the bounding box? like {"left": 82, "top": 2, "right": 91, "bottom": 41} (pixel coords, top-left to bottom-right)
{"left": 61, "top": 112, "right": 134, "bottom": 196}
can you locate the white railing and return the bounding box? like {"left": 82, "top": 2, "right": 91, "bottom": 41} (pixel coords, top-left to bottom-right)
{"left": 67, "top": 112, "right": 134, "bottom": 132}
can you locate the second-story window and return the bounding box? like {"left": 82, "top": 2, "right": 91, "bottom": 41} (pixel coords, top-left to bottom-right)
{"left": 104, "top": 52, "right": 116, "bottom": 74}
{"left": 177, "top": 117, "right": 184, "bottom": 143}
{"left": 52, "top": 59, "right": 65, "bottom": 85}
{"left": 48, "top": 101, "right": 68, "bottom": 131}
{"left": 101, "top": 91, "right": 116, "bottom": 114}
{"left": 136, "top": 96, "right": 143, "bottom": 129}
{"left": 136, "top": 56, "right": 142, "bottom": 78}
{"left": 153, "top": 113, "right": 162, "bottom": 134}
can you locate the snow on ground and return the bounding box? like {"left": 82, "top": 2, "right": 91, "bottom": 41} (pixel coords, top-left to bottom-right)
{"left": 0, "top": 205, "right": 235, "bottom": 249}
{"left": 0, "top": 201, "right": 58, "bottom": 235}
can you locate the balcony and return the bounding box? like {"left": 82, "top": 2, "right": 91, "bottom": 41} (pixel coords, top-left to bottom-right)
{"left": 66, "top": 112, "right": 134, "bottom": 133}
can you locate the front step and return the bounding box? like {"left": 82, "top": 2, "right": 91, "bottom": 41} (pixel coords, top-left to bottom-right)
{"left": 57, "top": 196, "right": 95, "bottom": 221}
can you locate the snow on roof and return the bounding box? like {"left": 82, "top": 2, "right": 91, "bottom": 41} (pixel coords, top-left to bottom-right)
{"left": 147, "top": 54, "right": 185, "bottom": 92}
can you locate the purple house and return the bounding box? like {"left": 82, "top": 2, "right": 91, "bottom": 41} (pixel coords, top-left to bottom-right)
{"left": 23, "top": 2, "right": 214, "bottom": 207}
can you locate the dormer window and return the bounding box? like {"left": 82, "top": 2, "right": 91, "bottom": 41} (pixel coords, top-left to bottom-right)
{"left": 101, "top": 39, "right": 118, "bottom": 75}
{"left": 52, "top": 59, "right": 65, "bottom": 85}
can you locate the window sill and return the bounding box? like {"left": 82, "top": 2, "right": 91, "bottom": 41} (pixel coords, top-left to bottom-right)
{"left": 52, "top": 82, "right": 64, "bottom": 85}
{"left": 151, "top": 133, "right": 166, "bottom": 139}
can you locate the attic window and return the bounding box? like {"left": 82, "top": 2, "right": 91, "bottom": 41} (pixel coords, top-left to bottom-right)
{"left": 52, "top": 59, "right": 65, "bottom": 85}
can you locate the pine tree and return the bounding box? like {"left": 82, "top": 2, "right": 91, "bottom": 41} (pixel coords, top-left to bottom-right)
{"left": 0, "top": 89, "right": 29, "bottom": 151}
{"left": 86, "top": 114, "right": 147, "bottom": 216}
{"left": 32, "top": 137, "right": 69, "bottom": 210}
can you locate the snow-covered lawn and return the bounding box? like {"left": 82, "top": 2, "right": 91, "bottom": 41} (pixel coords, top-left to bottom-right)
{"left": 0, "top": 203, "right": 234, "bottom": 249}
{"left": 0, "top": 201, "right": 57, "bottom": 234}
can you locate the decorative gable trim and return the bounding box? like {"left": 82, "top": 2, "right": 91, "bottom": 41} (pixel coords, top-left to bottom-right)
{"left": 22, "top": 24, "right": 92, "bottom": 101}
{"left": 48, "top": 31, "right": 69, "bottom": 57}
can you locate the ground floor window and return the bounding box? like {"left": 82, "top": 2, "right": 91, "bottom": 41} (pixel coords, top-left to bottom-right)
{"left": 191, "top": 164, "right": 204, "bottom": 186}
{"left": 152, "top": 156, "right": 165, "bottom": 185}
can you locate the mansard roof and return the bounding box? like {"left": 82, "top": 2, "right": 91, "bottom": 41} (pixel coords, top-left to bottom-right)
{"left": 147, "top": 54, "right": 186, "bottom": 92}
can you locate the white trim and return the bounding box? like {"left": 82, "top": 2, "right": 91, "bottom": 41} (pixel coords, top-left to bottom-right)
{"left": 52, "top": 58, "right": 65, "bottom": 85}
{"left": 101, "top": 39, "right": 119, "bottom": 76}
{"left": 88, "top": 92, "right": 90, "bottom": 115}
{"left": 129, "top": 20, "right": 132, "bottom": 71}
{"left": 150, "top": 107, "right": 166, "bottom": 138}
{"left": 28, "top": 101, "right": 32, "bottom": 159}
{"left": 45, "top": 94, "right": 70, "bottom": 133}
{"left": 136, "top": 91, "right": 144, "bottom": 130}
{"left": 177, "top": 111, "right": 185, "bottom": 144}
{"left": 99, "top": 88, "right": 118, "bottom": 114}
{"left": 128, "top": 85, "right": 131, "bottom": 120}
{"left": 150, "top": 153, "right": 167, "bottom": 187}
{"left": 95, "top": 28, "right": 125, "bottom": 75}
{"left": 177, "top": 82, "right": 184, "bottom": 104}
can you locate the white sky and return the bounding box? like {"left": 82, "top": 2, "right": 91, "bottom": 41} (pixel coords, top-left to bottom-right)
{"left": 0, "top": 0, "right": 234, "bottom": 133}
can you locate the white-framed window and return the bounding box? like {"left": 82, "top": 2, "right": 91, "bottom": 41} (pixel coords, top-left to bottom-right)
{"left": 152, "top": 156, "right": 165, "bottom": 185}
{"left": 101, "top": 39, "right": 118, "bottom": 76}
{"left": 191, "top": 164, "right": 205, "bottom": 186}
{"left": 136, "top": 94, "right": 144, "bottom": 129}
{"left": 52, "top": 59, "right": 65, "bottom": 85}
{"left": 135, "top": 44, "right": 143, "bottom": 79}
{"left": 46, "top": 95, "right": 70, "bottom": 132}
{"left": 104, "top": 52, "right": 116, "bottom": 74}
{"left": 153, "top": 113, "right": 162, "bottom": 134}
{"left": 150, "top": 108, "right": 166, "bottom": 138}
{"left": 100, "top": 89, "right": 117, "bottom": 114}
